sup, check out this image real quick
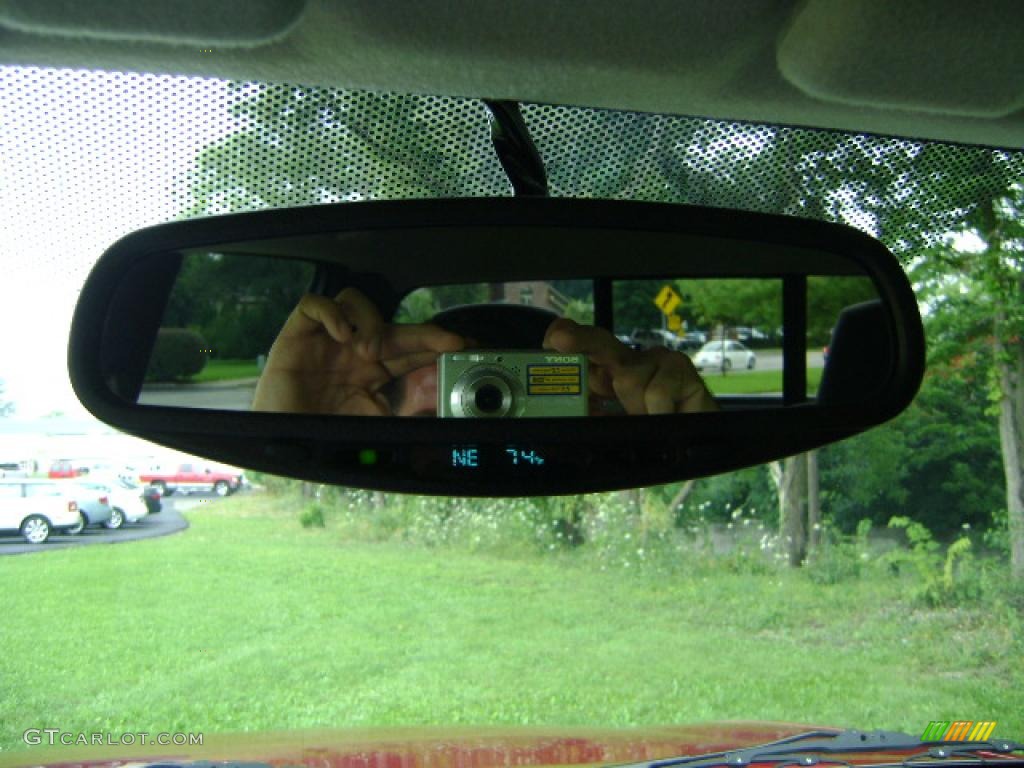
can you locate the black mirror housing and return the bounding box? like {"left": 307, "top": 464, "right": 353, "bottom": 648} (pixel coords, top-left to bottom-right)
{"left": 69, "top": 198, "right": 924, "bottom": 496}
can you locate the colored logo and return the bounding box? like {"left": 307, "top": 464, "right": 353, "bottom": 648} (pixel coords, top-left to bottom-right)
{"left": 922, "top": 721, "right": 997, "bottom": 742}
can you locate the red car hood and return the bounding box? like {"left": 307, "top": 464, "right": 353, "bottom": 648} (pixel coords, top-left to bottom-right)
{"left": 0, "top": 723, "right": 838, "bottom": 768}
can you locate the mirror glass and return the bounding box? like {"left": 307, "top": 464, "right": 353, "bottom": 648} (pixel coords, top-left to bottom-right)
{"left": 134, "top": 244, "right": 883, "bottom": 416}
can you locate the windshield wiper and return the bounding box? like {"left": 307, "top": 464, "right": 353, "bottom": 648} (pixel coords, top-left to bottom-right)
{"left": 615, "top": 729, "right": 1024, "bottom": 768}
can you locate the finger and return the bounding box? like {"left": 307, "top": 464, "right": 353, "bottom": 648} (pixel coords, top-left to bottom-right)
{"left": 543, "top": 318, "right": 631, "bottom": 369}
{"left": 645, "top": 360, "right": 686, "bottom": 415}
{"left": 586, "top": 363, "right": 616, "bottom": 398}
{"left": 678, "top": 371, "right": 719, "bottom": 413}
{"left": 335, "top": 287, "right": 385, "bottom": 359}
{"left": 337, "top": 390, "right": 392, "bottom": 417}
{"left": 589, "top": 393, "right": 626, "bottom": 416}
{"left": 611, "top": 360, "right": 659, "bottom": 415}
{"left": 380, "top": 323, "right": 465, "bottom": 360}
{"left": 380, "top": 350, "right": 445, "bottom": 380}
{"left": 665, "top": 352, "right": 718, "bottom": 413}
{"left": 288, "top": 294, "right": 354, "bottom": 345}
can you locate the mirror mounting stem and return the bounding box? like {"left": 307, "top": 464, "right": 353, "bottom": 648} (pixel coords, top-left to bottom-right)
{"left": 484, "top": 101, "right": 549, "bottom": 197}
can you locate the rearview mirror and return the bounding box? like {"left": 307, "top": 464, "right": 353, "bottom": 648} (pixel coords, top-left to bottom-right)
{"left": 69, "top": 199, "right": 924, "bottom": 495}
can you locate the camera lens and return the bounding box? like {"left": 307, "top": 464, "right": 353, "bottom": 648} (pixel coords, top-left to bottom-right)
{"left": 474, "top": 384, "right": 504, "bottom": 413}
{"left": 449, "top": 364, "right": 525, "bottom": 418}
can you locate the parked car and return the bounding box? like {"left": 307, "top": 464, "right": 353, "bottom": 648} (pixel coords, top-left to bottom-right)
{"left": 629, "top": 328, "right": 681, "bottom": 351}
{"left": 678, "top": 331, "right": 707, "bottom": 351}
{"left": 734, "top": 327, "right": 769, "bottom": 343}
{"left": 78, "top": 476, "right": 152, "bottom": 528}
{"left": 139, "top": 462, "right": 246, "bottom": 497}
{"left": 0, "top": 462, "right": 31, "bottom": 479}
{"left": 48, "top": 458, "right": 87, "bottom": 479}
{"left": 0, "top": 479, "right": 82, "bottom": 544}
{"left": 693, "top": 341, "right": 757, "bottom": 372}
{"left": 55, "top": 481, "right": 114, "bottom": 534}
{"left": 142, "top": 484, "right": 162, "bottom": 514}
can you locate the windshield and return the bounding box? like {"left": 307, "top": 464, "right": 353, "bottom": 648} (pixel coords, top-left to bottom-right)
{"left": 0, "top": 67, "right": 1022, "bottom": 760}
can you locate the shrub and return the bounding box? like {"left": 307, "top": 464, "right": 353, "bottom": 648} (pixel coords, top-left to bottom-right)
{"left": 246, "top": 471, "right": 303, "bottom": 495}
{"left": 146, "top": 327, "right": 208, "bottom": 381}
{"left": 804, "top": 522, "right": 867, "bottom": 585}
{"left": 881, "top": 516, "right": 976, "bottom": 607}
{"left": 302, "top": 491, "right": 562, "bottom": 555}
{"left": 299, "top": 503, "right": 326, "bottom": 528}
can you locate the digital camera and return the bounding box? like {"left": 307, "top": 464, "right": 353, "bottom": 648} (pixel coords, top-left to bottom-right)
{"left": 437, "top": 351, "right": 588, "bottom": 417}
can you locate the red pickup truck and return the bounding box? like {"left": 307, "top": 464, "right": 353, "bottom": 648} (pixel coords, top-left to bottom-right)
{"left": 139, "top": 463, "right": 245, "bottom": 497}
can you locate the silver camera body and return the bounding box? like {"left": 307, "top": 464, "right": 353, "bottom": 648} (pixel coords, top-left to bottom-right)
{"left": 438, "top": 350, "right": 588, "bottom": 417}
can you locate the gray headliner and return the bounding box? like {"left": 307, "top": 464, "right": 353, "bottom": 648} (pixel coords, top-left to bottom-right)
{"left": 1, "top": 0, "right": 1021, "bottom": 149}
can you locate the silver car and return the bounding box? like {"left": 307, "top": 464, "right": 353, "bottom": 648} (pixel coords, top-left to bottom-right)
{"left": 78, "top": 476, "right": 150, "bottom": 529}
{"left": 54, "top": 481, "right": 114, "bottom": 534}
{"left": 629, "top": 328, "right": 682, "bottom": 351}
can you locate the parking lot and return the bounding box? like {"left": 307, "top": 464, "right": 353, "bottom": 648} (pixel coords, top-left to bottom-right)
{"left": 0, "top": 494, "right": 206, "bottom": 555}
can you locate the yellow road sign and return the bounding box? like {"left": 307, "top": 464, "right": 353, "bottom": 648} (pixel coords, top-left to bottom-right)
{"left": 667, "top": 314, "right": 682, "bottom": 331}
{"left": 653, "top": 284, "right": 682, "bottom": 316}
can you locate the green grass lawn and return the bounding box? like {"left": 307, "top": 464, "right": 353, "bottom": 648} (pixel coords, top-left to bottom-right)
{"left": 188, "top": 358, "right": 261, "bottom": 383}
{"left": 0, "top": 493, "right": 1020, "bottom": 753}
{"left": 704, "top": 368, "right": 823, "bottom": 395}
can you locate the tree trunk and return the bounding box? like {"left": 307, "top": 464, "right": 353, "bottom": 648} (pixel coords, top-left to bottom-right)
{"left": 974, "top": 197, "right": 1024, "bottom": 581}
{"left": 807, "top": 450, "right": 821, "bottom": 553}
{"left": 770, "top": 455, "right": 808, "bottom": 567}
{"left": 620, "top": 488, "right": 643, "bottom": 509}
{"left": 668, "top": 480, "right": 697, "bottom": 513}
{"left": 995, "top": 326, "right": 1024, "bottom": 581}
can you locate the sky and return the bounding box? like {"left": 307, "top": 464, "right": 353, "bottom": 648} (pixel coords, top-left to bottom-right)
{"left": 0, "top": 66, "right": 235, "bottom": 418}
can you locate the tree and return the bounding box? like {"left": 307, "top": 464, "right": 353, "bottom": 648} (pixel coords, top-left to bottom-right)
{"left": 746, "top": 135, "right": 1022, "bottom": 570}
{"left": 185, "top": 86, "right": 505, "bottom": 216}
{"left": 163, "top": 252, "right": 316, "bottom": 360}
{"left": 770, "top": 455, "right": 808, "bottom": 567}
{"left": 807, "top": 276, "right": 878, "bottom": 345}
{"left": 907, "top": 179, "right": 1024, "bottom": 574}
{"left": 676, "top": 278, "right": 781, "bottom": 334}
{"left": 817, "top": 366, "right": 1003, "bottom": 543}
{"left": 806, "top": 450, "right": 821, "bottom": 552}
{"left": 612, "top": 279, "right": 668, "bottom": 336}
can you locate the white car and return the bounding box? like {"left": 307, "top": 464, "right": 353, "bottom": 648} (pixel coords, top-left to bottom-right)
{"left": 78, "top": 476, "right": 150, "bottom": 528}
{"left": 693, "top": 341, "right": 756, "bottom": 372}
{"left": 0, "top": 479, "right": 82, "bottom": 544}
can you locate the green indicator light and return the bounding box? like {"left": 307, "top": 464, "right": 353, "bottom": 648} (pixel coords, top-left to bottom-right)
{"left": 358, "top": 449, "right": 378, "bottom": 465}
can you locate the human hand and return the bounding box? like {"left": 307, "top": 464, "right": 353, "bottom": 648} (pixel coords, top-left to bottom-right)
{"left": 252, "top": 288, "right": 464, "bottom": 415}
{"left": 542, "top": 318, "right": 717, "bottom": 415}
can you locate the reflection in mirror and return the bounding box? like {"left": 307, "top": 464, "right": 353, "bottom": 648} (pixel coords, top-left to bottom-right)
{"left": 609, "top": 275, "right": 877, "bottom": 398}
{"left": 137, "top": 249, "right": 884, "bottom": 417}
{"left": 138, "top": 252, "right": 316, "bottom": 410}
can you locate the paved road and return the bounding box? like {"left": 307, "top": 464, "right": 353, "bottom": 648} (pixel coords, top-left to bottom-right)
{"left": 0, "top": 495, "right": 192, "bottom": 556}
{"left": 738, "top": 350, "right": 825, "bottom": 373}
{"left": 139, "top": 381, "right": 257, "bottom": 410}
